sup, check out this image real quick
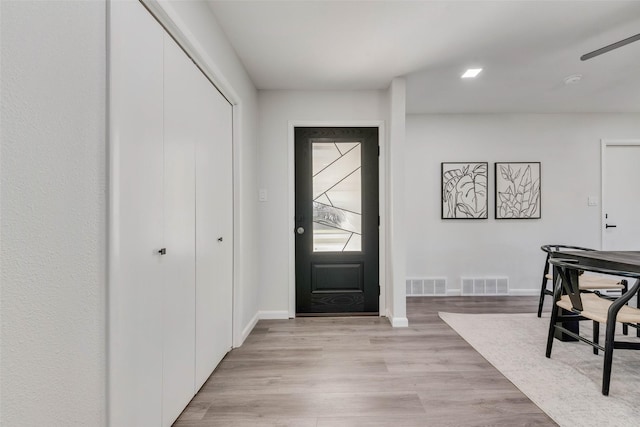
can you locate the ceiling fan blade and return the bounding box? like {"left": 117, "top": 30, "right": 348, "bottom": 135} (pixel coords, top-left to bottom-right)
{"left": 581, "top": 32, "right": 640, "bottom": 61}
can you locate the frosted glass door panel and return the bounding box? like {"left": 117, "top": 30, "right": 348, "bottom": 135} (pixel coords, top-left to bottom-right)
{"left": 312, "top": 142, "right": 361, "bottom": 252}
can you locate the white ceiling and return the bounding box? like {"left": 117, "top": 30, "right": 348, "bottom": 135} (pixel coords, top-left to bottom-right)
{"left": 207, "top": 0, "right": 640, "bottom": 113}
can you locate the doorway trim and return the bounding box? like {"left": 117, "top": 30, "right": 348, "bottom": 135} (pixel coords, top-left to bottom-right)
{"left": 288, "top": 121, "right": 386, "bottom": 318}
{"left": 600, "top": 139, "right": 640, "bottom": 249}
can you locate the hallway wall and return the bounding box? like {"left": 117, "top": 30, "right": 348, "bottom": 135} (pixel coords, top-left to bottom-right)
{"left": 0, "top": 1, "right": 261, "bottom": 424}
{"left": 405, "top": 113, "right": 640, "bottom": 295}
{"left": 257, "top": 90, "right": 387, "bottom": 316}
{"left": 1, "top": 1, "right": 107, "bottom": 424}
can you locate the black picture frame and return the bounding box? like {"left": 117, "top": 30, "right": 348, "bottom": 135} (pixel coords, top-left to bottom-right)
{"left": 441, "top": 162, "right": 488, "bottom": 219}
{"left": 495, "top": 162, "right": 541, "bottom": 219}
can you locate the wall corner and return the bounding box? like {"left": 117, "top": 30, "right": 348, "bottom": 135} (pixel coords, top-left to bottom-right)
{"left": 385, "top": 78, "right": 407, "bottom": 323}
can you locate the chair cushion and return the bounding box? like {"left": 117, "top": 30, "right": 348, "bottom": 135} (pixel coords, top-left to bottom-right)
{"left": 578, "top": 275, "right": 625, "bottom": 290}
{"left": 556, "top": 293, "right": 640, "bottom": 324}
{"left": 545, "top": 273, "right": 624, "bottom": 290}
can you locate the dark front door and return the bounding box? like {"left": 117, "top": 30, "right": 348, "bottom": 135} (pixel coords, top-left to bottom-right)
{"left": 295, "top": 127, "right": 379, "bottom": 314}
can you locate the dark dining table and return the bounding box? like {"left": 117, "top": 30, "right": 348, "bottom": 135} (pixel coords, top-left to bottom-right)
{"left": 550, "top": 250, "right": 640, "bottom": 273}
{"left": 548, "top": 250, "right": 640, "bottom": 340}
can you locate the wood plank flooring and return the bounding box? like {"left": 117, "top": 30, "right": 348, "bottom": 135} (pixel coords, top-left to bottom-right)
{"left": 174, "top": 297, "right": 556, "bottom": 426}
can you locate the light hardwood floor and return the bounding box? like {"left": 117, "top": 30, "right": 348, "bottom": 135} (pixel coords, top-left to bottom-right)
{"left": 174, "top": 297, "right": 556, "bottom": 426}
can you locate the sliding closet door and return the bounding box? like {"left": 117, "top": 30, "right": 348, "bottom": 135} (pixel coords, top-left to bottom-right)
{"left": 110, "top": 2, "right": 234, "bottom": 424}
{"left": 108, "top": 2, "right": 164, "bottom": 426}
{"left": 162, "top": 34, "right": 198, "bottom": 425}
{"left": 194, "top": 65, "right": 233, "bottom": 388}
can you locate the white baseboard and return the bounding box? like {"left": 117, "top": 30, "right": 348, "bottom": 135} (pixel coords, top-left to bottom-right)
{"left": 427, "top": 288, "right": 539, "bottom": 297}
{"left": 385, "top": 309, "right": 409, "bottom": 327}
{"left": 391, "top": 316, "right": 409, "bottom": 327}
{"left": 258, "top": 310, "right": 290, "bottom": 320}
{"left": 508, "top": 289, "right": 540, "bottom": 296}
{"left": 238, "top": 310, "right": 290, "bottom": 348}
{"left": 240, "top": 312, "right": 260, "bottom": 346}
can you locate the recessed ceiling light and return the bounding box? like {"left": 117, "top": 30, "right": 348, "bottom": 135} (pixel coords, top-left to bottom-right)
{"left": 563, "top": 74, "right": 582, "bottom": 85}
{"left": 461, "top": 68, "right": 483, "bottom": 79}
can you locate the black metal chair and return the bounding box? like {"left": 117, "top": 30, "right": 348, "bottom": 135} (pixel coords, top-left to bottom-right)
{"left": 538, "top": 245, "right": 627, "bottom": 318}
{"left": 545, "top": 258, "right": 640, "bottom": 395}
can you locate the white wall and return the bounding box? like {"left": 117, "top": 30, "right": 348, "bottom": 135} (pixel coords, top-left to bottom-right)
{"left": 257, "top": 90, "right": 387, "bottom": 316}
{"left": 385, "top": 79, "right": 408, "bottom": 326}
{"left": 0, "top": 1, "right": 260, "bottom": 424}
{"left": 156, "top": 1, "right": 260, "bottom": 345}
{"left": 1, "top": 1, "right": 107, "bottom": 424}
{"left": 405, "top": 114, "right": 640, "bottom": 294}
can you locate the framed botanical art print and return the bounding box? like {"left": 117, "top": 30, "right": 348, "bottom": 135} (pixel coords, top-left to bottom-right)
{"left": 495, "top": 162, "right": 541, "bottom": 219}
{"left": 441, "top": 162, "right": 488, "bottom": 219}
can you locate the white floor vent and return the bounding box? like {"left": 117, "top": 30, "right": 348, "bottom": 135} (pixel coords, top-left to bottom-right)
{"left": 406, "top": 278, "right": 447, "bottom": 296}
{"left": 461, "top": 277, "right": 509, "bottom": 296}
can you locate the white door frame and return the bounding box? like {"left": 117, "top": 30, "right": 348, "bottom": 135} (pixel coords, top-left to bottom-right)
{"left": 600, "top": 139, "right": 640, "bottom": 249}
{"left": 288, "top": 121, "right": 387, "bottom": 318}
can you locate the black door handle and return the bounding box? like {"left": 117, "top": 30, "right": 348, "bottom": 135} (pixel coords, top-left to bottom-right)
{"left": 606, "top": 224, "right": 617, "bottom": 229}
{"left": 158, "top": 248, "right": 167, "bottom": 255}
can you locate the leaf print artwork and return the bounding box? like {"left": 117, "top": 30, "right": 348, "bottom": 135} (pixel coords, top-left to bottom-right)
{"left": 495, "top": 162, "right": 541, "bottom": 219}
{"left": 441, "top": 162, "right": 488, "bottom": 219}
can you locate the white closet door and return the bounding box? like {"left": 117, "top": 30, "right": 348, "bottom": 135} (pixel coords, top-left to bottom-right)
{"left": 195, "top": 66, "right": 234, "bottom": 389}
{"left": 162, "top": 34, "right": 198, "bottom": 426}
{"left": 108, "top": 1, "right": 164, "bottom": 426}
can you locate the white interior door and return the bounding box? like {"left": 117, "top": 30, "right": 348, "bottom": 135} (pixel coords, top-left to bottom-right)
{"left": 162, "top": 34, "right": 198, "bottom": 425}
{"left": 195, "top": 68, "right": 234, "bottom": 389}
{"left": 108, "top": 2, "right": 164, "bottom": 425}
{"left": 602, "top": 141, "right": 640, "bottom": 250}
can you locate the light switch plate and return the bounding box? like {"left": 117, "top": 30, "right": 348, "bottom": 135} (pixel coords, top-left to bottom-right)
{"left": 588, "top": 196, "right": 598, "bottom": 206}
{"left": 259, "top": 189, "right": 268, "bottom": 202}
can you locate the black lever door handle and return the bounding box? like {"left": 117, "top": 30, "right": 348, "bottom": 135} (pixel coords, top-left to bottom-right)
{"left": 158, "top": 248, "right": 167, "bottom": 255}
{"left": 605, "top": 224, "right": 617, "bottom": 229}
{"left": 217, "top": 237, "right": 223, "bottom": 242}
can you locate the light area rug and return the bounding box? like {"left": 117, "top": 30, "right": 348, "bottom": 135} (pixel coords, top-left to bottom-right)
{"left": 439, "top": 312, "right": 640, "bottom": 427}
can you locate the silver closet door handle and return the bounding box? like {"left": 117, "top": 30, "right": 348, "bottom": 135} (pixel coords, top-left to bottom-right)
{"left": 296, "top": 227, "right": 305, "bottom": 235}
